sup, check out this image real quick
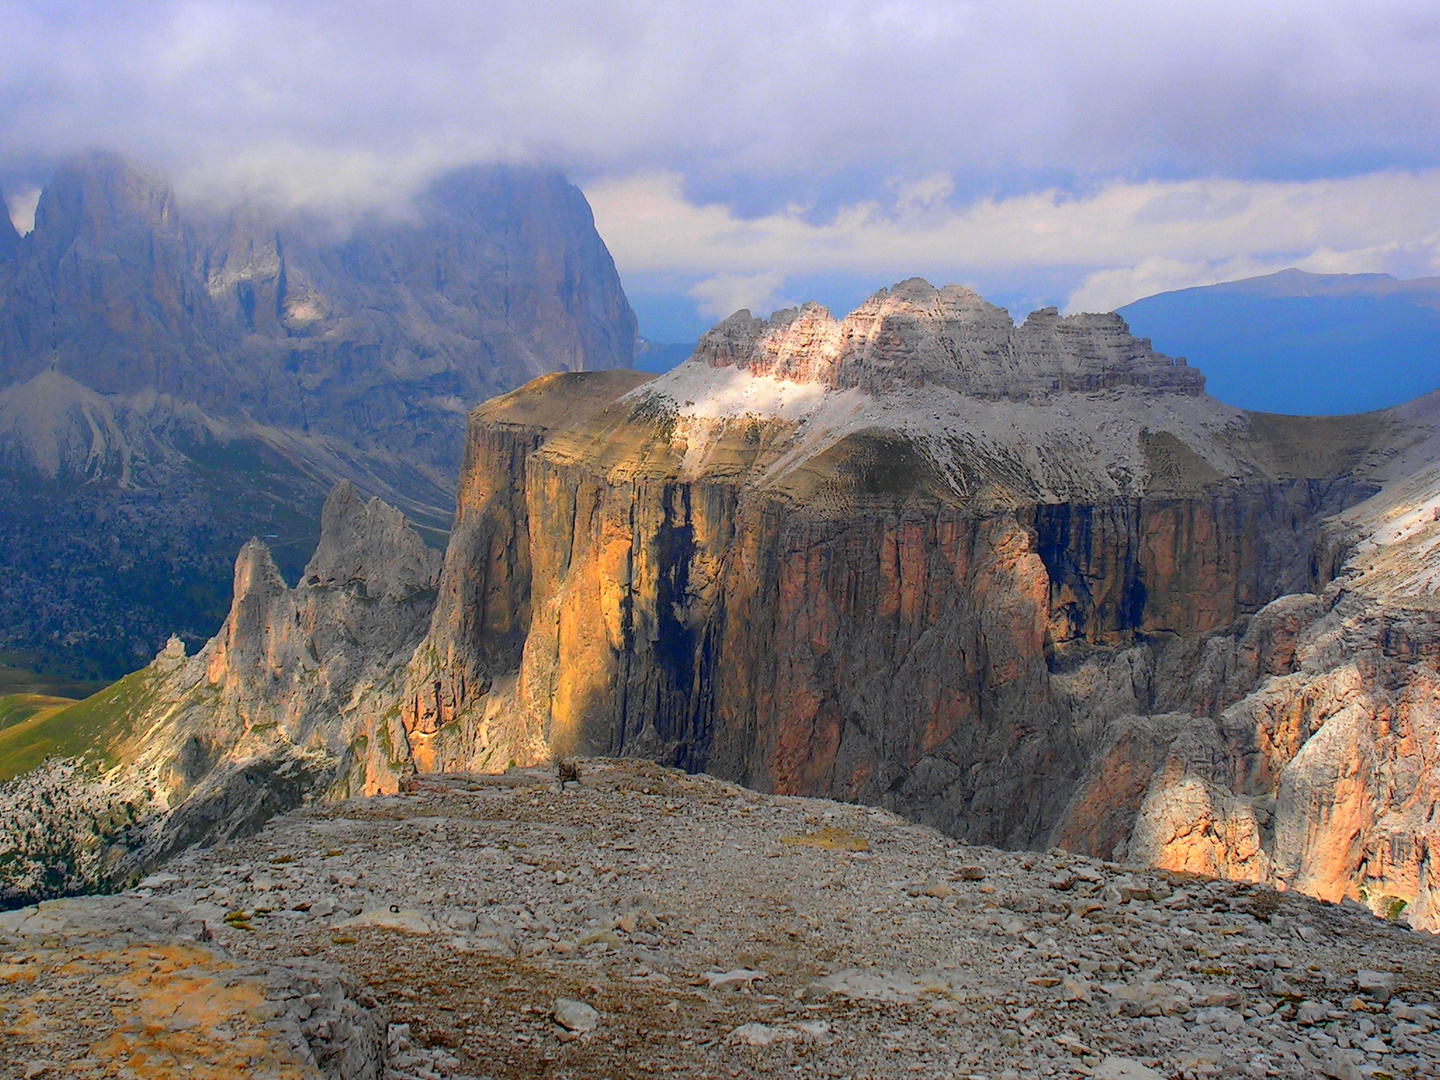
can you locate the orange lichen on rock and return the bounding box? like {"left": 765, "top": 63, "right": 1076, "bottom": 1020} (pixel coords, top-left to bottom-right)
{"left": 1, "top": 941, "right": 312, "bottom": 1079}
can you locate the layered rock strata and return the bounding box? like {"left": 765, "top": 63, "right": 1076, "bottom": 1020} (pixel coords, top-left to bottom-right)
{"left": 21, "top": 279, "right": 1440, "bottom": 933}
{"left": 382, "top": 279, "right": 1440, "bottom": 928}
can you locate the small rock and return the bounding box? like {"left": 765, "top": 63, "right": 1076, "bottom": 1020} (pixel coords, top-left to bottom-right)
{"left": 1194, "top": 1006, "right": 1243, "bottom": 1033}
{"left": 444, "top": 910, "right": 479, "bottom": 932}
{"left": 793, "top": 1019, "right": 831, "bottom": 1042}
{"left": 1093, "top": 1058, "right": 1164, "bottom": 1080}
{"left": 1356, "top": 970, "right": 1398, "bottom": 1002}
{"left": 1062, "top": 975, "right": 1093, "bottom": 1003}
{"left": 578, "top": 929, "right": 621, "bottom": 950}
{"left": 331, "top": 909, "right": 435, "bottom": 935}
{"left": 953, "top": 866, "right": 986, "bottom": 881}
{"left": 1296, "top": 1000, "right": 1329, "bottom": 1025}
{"left": 706, "top": 968, "right": 767, "bottom": 991}
{"left": 1193, "top": 988, "right": 1244, "bottom": 1008}
{"left": 553, "top": 998, "right": 599, "bottom": 1033}
{"left": 728, "top": 1022, "right": 788, "bottom": 1046}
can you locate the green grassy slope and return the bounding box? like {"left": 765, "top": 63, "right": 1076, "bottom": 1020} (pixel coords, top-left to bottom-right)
{"left": 0, "top": 694, "right": 78, "bottom": 733}
{"left": 0, "top": 660, "right": 111, "bottom": 700}
{"left": 0, "top": 669, "right": 158, "bottom": 783}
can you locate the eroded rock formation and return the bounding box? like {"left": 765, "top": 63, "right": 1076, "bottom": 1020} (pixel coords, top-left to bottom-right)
{"left": 23, "top": 279, "right": 1440, "bottom": 931}
{"left": 0, "top": 481, "right": 442, "bottom": 892}
{"left": 374, "top": 279, "right": 1440, "bottom": 929}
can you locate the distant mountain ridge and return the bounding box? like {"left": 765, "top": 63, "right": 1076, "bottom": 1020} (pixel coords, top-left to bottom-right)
{"left": 1184, "top": 266, "right": 1440, "bottom": 304}
{"left": 1119, "top": 268, "right": 1440, "bottom": 415}
{"left": 0, "top": 151, "right": 636, "bottom": 473}
{"left": 0, "top": 152, "right": 638, "bottom": 677}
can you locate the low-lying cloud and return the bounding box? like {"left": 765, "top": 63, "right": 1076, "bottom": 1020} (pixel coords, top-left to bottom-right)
{"left": 4, "top": 1, "right": 1440, "bottom": 320}
{"left": 587, "top": 170, "right": 1440, "bottom": 315}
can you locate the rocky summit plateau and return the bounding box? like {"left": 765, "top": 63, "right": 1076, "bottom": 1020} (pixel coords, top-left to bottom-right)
{"left": 3, "top": 278, "right": 1440, "bottom": 1076}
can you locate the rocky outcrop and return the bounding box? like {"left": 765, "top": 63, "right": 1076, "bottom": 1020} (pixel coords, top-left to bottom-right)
{"left": 0, "top": 894, "right": 387, "bottom": 1078}
{"left": 0, "top": 152, "right": 636, "bottom": 676}
{"left": 696, "top": 279, "right": 1203, "bottom": 398}
{"left": 0, "top": 480, "right": 442, "bottom": 899}
{"left": 379, "top": 279, "right": 1440, "bottom": 929}
{"left": 18, "top": 279, "right": 1440, "bottom": 934}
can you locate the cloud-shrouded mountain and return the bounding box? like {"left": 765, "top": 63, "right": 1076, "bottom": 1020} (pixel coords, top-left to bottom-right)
{"left": 0, "top": 151, "right": 637, "bottom": 678}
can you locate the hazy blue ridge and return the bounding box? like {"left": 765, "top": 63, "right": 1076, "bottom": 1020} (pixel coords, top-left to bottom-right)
{"left": 1118, "top": 270, "right": 1440, "bottom": 416}
{"left": 633, "top": 339, "right": 698, "bottom": 374}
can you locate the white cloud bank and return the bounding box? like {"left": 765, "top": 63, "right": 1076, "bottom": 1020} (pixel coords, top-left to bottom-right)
{"left": 587, "top": 171, "right": 1440, "bottom": 314}
{"left": 3, "top": 185, "right": 40, "bottom": 234}
{"left": 5, "top": 2, "right": 1440, "bottom": 317}
{"left": 5, "top": 1, "right": 1440, "bottom": 211}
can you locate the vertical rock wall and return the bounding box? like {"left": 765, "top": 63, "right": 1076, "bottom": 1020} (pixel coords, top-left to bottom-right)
{"left": 435, "top": 401, "right": 1369, "bottom": 851}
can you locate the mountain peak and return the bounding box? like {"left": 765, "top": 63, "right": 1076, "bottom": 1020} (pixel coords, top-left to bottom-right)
{"left": 693, "top": 278, "right": 1203, "bottom": 399}
{"left": 32, "top": 151, "right": 179, "bottom": 250}
{"left": 303, "top": 480, "right": 442, "bottom": 601}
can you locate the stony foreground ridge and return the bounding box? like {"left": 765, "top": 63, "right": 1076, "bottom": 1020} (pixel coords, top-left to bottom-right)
{"left": 7, "top": 279, "right": 1440, "bottom": 941}
{"left": 2, "top": 761, "right": 1438, "bottom": 1079}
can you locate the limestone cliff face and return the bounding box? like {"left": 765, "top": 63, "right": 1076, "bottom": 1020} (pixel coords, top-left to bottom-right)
{"left": 1057, "top": 439, "right": 1440, "bottom": 929}
{"left": 399, "top": 371, "right": 651, "bottom": 774}
{"left": 396, "top": 280, "right": 1440, "bottom": 929}
{"left": 0, "top": 153, "right": 636, "bottom": 468}
{"left": 33, "top": 280, "right": 1440, "bottom": 930}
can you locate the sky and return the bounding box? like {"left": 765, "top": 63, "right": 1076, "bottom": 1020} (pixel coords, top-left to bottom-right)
{"left": 3, "top": 1, "right": 1440, "bottom": 340}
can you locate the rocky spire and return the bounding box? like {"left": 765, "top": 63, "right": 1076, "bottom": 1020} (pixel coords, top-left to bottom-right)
{"left": 29, "top": 151, "right": 181, "bottom": 256}
{"left": 303, "top": 480, "right": 442, "bottom": 601}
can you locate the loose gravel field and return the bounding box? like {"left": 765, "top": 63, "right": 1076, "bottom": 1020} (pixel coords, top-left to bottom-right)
{"left": 3, "top": 760, "right": 1438, "bottom": 1080}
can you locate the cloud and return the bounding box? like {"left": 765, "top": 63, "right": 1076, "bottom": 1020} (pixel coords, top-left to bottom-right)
{"left": 890, "top": 173, "right": 955, "bottom": 215}
{"left": 3, "top": 185, "right": 40, "bottom": 234}
{"left": 688, "top": 272, "right": 792, "bottom": 320}
{"left": 586, "top": 170, "right": 1440, "bottom": 313}
{"left": 3, "top": 1, "right": 1440, "bottom": 211}
{"left": 5, "top": 2, "right": 1440, "bottom": 321}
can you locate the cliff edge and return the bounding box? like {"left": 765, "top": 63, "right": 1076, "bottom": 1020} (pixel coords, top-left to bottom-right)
{"left": 13, "top": 280, "right": 1440, "bottom": 936}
